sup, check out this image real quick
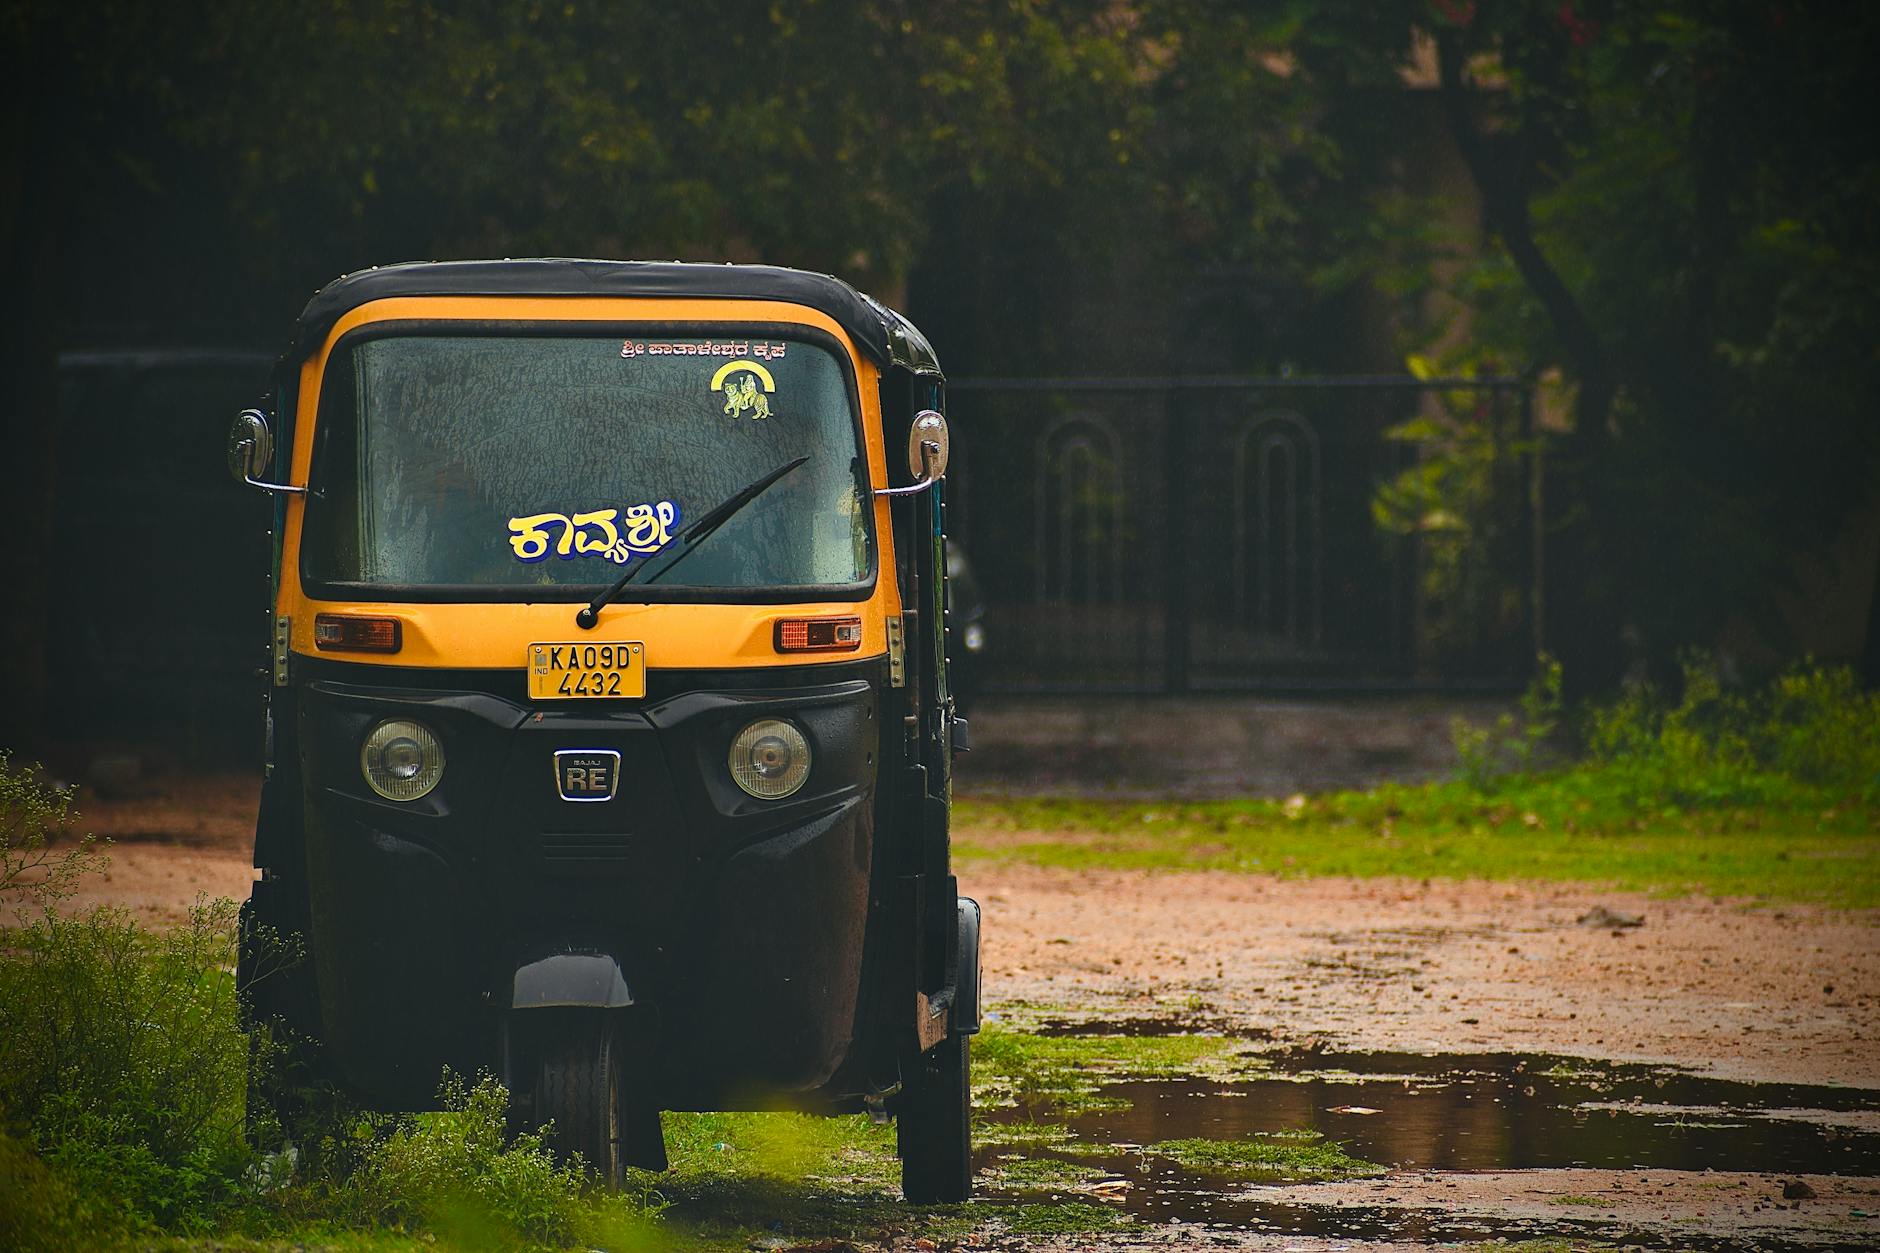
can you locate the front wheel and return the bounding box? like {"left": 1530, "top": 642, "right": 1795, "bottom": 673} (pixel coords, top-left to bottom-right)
{"left": 898, "top": 1033, "right": 972, "bottom": 1203}
{"left": 536, "top": 1013, "right": 624, "bottom": 1187}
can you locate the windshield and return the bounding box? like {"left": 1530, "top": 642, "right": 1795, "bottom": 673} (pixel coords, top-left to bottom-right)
{"left": 301, "top": 331, "right": 872, "bottom": 596}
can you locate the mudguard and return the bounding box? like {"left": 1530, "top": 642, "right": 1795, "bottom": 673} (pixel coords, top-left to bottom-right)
{"left": 955, "top": 897, "right": 982, "bottom": 1036}
{"left": 510, "top": 952, "right": 634, "bottom": 1010}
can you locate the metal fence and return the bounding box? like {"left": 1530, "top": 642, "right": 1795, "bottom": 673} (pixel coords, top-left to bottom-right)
{"left": 944, "top": 375, "right": 1539, "bottom": 693}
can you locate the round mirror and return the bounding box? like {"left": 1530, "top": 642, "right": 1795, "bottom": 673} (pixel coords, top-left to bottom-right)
{"left": 227, "top": 409, "right": 272, "bottom": 484}
{"left": 907, "top": 409, "right": 950, "bottom": 481}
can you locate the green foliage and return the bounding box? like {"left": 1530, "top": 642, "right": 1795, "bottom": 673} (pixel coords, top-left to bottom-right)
{"left": 312, "top": 1072, "right": 658, "bottom": 1250}
{"left": 0, "top": 756, "right": 255, "bottom": 1234}
{"left": 0, "top": 749, "right": 105, "bottom": 915}
{"left": 1582, "top": 659, "right": 1880, "bottom": 810}
{"left": 1144, "top": 1130, "right": 1384, "bottom": 1181}
{"left": 1453, "top": 653, "right": 1563, "bottom": 790}
{"left": 1374, "top": 373, "right": 1538, "bottom": 672}
{"left": 0, "top": 1125, "right": 133, "bottom": 1252}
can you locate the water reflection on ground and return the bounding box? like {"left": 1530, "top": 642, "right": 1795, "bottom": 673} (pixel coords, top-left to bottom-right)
{"left": 976, "top": 1040, "right": 1880, "bottom": 1249}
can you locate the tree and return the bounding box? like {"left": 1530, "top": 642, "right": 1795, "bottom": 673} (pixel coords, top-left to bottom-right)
{"left": 1425, "top": 2, "right": 1880, "bottom": 686}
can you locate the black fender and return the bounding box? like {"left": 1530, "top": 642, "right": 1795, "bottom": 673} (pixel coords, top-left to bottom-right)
{"left": 508, "top": 952, "right": 635, "bottom": 1010}
{"left": 954, "top": 897, "right": 981, "bottom": 1036}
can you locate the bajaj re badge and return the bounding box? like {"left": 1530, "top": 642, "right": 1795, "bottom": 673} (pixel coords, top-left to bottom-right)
{"left": 554, "top": 749, "right": 621, "bottom": 802}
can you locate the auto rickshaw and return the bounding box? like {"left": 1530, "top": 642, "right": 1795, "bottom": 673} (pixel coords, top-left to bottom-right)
{"left": 227, "top": 259, "right": 979, "bottom": 1201}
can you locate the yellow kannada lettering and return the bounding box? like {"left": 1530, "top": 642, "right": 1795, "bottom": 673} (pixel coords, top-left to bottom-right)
{"left": 507, "top": 513, "right": 567, "bottom": 562}
{"left": 571, "top": 509, "right": 621, "bottom": 555}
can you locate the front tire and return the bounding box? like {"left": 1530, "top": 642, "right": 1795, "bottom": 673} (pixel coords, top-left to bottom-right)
{"left": 536, "top": 1013, "right": 624, "bottom": 1187}
{"left": 898, "top": 1033, "right": 972, "bottom": 1203}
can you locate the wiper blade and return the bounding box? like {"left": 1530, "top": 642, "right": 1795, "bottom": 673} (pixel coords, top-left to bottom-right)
{"left": 576, "top": 456, "right": 808, "bottom": 629}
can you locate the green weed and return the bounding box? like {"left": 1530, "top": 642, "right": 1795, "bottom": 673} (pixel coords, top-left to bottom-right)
{"left": 1143, "top": 1130, "right": 1385, "bottom": 1181}
{"left": 972, "top": 1027, "right": 1250, "bottom": 1115}
{"left": 979, "top": 1154, "right": 1108, "bottom": 1193}
{"left": 975, "top": 1119, "right": 1079, "bottom": 1150}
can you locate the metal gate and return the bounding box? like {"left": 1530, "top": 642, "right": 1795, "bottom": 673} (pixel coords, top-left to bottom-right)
{"left": 944, "top": 375, "right": 1538, "bottom": 693}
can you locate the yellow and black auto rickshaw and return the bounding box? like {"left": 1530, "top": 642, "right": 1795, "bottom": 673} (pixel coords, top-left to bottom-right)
{"left": 228, "top": 259, "right": 978, "bottom": 1200}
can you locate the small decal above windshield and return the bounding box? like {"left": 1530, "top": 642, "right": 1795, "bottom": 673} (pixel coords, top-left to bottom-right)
{"left": 711, "top": 359, "right": 776, "bottom": 420}
{"left": 507, "top": 501, "right": 680, "bottom": 565}
{"left": 618, "top": 339, "right": 789, "bottom": 360}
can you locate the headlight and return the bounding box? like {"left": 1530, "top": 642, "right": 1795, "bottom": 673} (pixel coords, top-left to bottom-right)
{"left": 360, "top": 718, "right": 444, "bottom": 801}
{"left": 962, "top": 622, "right": 986, "bottom": 653}
{"left": 728, "top": 718, "right": 810, "bottom": 800}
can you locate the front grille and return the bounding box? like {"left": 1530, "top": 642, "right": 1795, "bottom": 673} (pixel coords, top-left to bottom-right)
{"left": 541, "top": 831, "right": 632, "bottom": 869}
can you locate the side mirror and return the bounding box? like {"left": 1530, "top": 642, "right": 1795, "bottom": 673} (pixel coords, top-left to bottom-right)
{"left": 227, "top": 409, "right": 305, "bottom": 495}
{"left": 876, "top": 409, "right": 950, "bottom": 497}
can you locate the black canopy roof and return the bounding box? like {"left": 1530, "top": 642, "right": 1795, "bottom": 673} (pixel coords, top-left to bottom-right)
{"left": 290, "top": 258, "right": 939, "bottom": 374}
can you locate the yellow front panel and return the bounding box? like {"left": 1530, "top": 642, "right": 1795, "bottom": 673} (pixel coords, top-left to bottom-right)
{"left": 296, "top": 601, "right": 889, "bottom": 669}
{"left": 278, "top": 296, "right": 901, "bottom": 670}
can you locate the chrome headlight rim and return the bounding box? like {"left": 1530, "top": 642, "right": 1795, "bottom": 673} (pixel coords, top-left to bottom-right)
{"left": 360, "top": 717, "right": 445, "bottom": 802}
{"left": 727, "top": 717, "right": 811, "bottom": 801}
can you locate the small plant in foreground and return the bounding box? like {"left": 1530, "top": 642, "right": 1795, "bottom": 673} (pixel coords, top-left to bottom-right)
{"left": 315, "top": 1070, "right": 660, "bottom": 1249}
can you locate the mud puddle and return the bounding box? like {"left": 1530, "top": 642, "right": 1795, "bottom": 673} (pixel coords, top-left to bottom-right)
{"left": 1071, "top": 1049, "right": 1880, "bottom": 1175}
{"left": 978, "top": 1043, "right": 1880, "bottom": 1248}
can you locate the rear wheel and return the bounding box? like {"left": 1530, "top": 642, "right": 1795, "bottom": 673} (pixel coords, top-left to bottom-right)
{"left": 536, "top": 1013, "right": 624, "bottom": 1187}
{"left": 898, "top": 1033, "right": 972, "bottom": 1203}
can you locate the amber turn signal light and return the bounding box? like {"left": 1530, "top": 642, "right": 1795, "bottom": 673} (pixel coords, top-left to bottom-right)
{"left": 314, "top": 614, "right": 403, "bottom": 653}
{"left": 774, "top": 616, "right": 863, "bottom": 653}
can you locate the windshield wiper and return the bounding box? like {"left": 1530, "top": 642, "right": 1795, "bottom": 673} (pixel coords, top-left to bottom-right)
{"left": 575, "top": 455, "right": 809, "bottom": 629}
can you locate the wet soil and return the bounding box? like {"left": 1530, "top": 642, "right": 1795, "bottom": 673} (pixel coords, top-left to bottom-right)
{"left": 975, "top": 1046, "right": 1880, "bottom": 1250}
{"left": 997, "top": 1169, "right": 1880, "bottom": 1253}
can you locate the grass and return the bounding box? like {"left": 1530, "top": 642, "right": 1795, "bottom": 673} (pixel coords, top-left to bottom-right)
{"left": 975, "top": 1120, "right": 1078, "bottom": 1150}
{"left": 956, "top": 660, "right": 1880, "bottom": 907}
{"left": 971, "top": 1026, "right": 1257, "bottom": 1115}
{"left": 978, "top": 1154, "right": 1108, "bottom": 1194}
{"left": 1142, "top": 1130, "right": 1385, "bottom": 1182}
{"left": 955, "top": 790, "right": 1879, "bottom": 906}
{"left": 955, "top": 654, "right": 1880, "bottom": 906}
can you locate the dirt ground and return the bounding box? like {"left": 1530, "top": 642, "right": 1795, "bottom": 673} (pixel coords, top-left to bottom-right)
{"left": 967, "top": 861, "right": 1880, "bottom": 1090}
{"left": 27, "top": 771, "right": 1880, "bottom": 1249}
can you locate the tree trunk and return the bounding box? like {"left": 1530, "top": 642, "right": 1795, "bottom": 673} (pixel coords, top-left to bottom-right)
{"left": 1434, "top": 28, "right": 1624, "bottom": 694}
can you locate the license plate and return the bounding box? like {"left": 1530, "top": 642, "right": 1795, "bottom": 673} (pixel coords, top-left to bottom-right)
{"left": 527, "top": 641, "right": 646, "bottom": 700}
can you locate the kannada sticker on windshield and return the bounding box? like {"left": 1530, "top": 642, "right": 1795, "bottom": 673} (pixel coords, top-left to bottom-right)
{"left": 528, "top": 641, "right": 646, "bottom": 700}
{"left": 507, "top": 501, "right": 679, "bottom": 565}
